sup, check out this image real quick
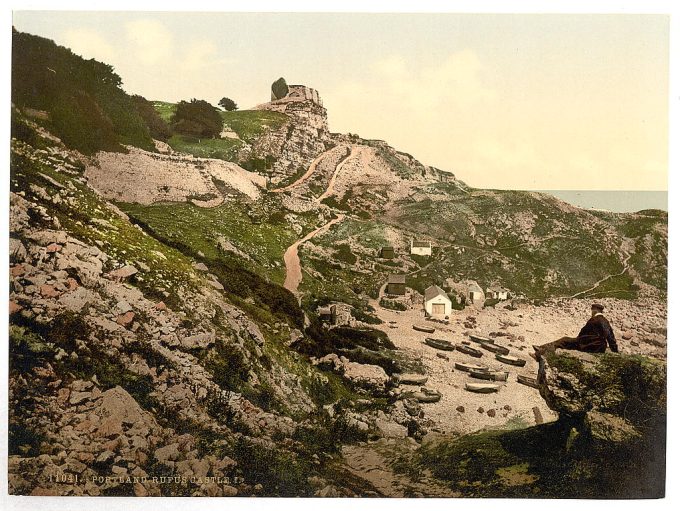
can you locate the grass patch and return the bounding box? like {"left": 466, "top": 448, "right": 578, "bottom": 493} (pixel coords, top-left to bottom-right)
{"left": 166, "top": 134, "right": 243, "bottom": 161}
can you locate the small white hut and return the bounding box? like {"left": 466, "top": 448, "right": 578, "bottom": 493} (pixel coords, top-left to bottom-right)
{"left": 486, "top": 286, "right": 510, "bottom": 301}
{"left": 410, "top": 239, "right": 432, "bottom": 256}
{"left": 467, "top": 281, "right": 485, "bottom": 306}
{"left": 424, "top": 285, "right": 452, "bottom": 317}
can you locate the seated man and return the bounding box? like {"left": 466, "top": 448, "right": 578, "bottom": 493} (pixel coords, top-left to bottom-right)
{"left": 533, "top": 303, "right": 618, "bottom": 358}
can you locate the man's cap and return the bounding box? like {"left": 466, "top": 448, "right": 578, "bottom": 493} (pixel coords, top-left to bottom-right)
{"left": 591, "top": 303, "right": 605, "bottom": 312}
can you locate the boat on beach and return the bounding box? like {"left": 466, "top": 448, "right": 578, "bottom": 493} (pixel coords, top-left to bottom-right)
{"left": 495, "top": 353, "right": 527, "bottom": 367}
{"left": 424, "top": 338, "right": 455, "bottom": 351}
{"left": 469, "top": 370, "right": 509, "bottom": 382}
{"left": 469, "top": 334, "right": 494, "bottom": 344}
{"left": 456, "top": 345, "right": 483, "bottom": 358}
{"left": 479, "top": 342, "right": 510, "bottom": 355}
{"left": 517, "top": 374, "right": 540, "bottom": 388}
{"left": 465, "top": 382, "right": 501, "bottom": 393}
{"left": 454, "top": 361, "right": 489, "bottom": 372}
{"left": 413, "top": 325, "right": 436, "bottom": 333}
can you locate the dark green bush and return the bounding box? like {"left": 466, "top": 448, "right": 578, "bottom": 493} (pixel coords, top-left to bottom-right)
{"left": 335, "top": 244, "right": 357, "bottom": 265}
{"left": 172, "top": 99, "right": 222, "bottom": 138}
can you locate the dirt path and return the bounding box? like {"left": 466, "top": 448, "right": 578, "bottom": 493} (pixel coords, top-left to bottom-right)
{"left": 570, "top": 249, "right": 632, "bottom": 299}
{"left": 283, "top": 215, "right": 345, "bottom": 294}
{"left": 270, "top": 147, "right": 339, "bottom": 193}
{"left": 316, "top": 145, "right": 361, "bottom": 203}
{"left": 341, "top": 441, "right": 458, "bottom": 497}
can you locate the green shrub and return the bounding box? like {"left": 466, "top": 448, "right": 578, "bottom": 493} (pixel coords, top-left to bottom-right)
{"left": 231, "top": 436, "right": 313, "bottom": 496}
{"left": 9, "top": 324, "right": 53, "bottom": 373}
{"left": 335, "top": 244, "right": 357, "bottom": 265}
{"left": 204, "top": 337, "right": 251, "bottom": 391}
{"left": 172, "top": 99, "right": 223, "bottom": 138}
{"left": 132, "top": 94, "right": 171, "bottom": 141}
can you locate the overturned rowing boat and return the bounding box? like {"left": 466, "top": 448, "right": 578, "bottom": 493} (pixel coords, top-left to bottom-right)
{"left": 424, "top": 337, "right": 455, "bottom": 351}
{"left": 454, "top": 361, "right": 489, "bottom": 373}
{"left": 517, "top": 375, "right": 540, "bottom": 388}
{"left": 469, "top": 334, "right": 494, "bottom": 344}
{"left": 456, "top": 345, "right": 483, "bottom": 358}
{"left": 495, "top": 354, "right": 527, "bottom": 367}
{"left": 413, "top": 325, "right": 436, "bottom": 333}
{"left": 465, "top": 382, "right": 501, "bottom": 393}
{"left": 479, "top": 342, "right": 510, "bottom": 356}
{"left": 469, "top": 370, "right": 509, "bottom": 382}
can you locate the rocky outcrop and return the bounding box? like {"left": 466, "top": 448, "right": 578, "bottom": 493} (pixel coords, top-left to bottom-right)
{"left": 534, "top": 350, "right": 666, "bottom": 497}
{"left": 538, "top": 350, "right": 666, "bottom": 444}
{"left": 251, "top": 87, "right": 331, "bottom": 185}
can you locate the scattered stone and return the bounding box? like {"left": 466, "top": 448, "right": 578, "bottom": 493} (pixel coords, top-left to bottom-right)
{"left": 487, "top": 409, "right": 496, "bottom": 418}
{"left": 10, "top": 264, "right": 26, "bottom": 277}
{"left": 107, "top": 265, "right": 138, "bottom": 281}
{"left": 208, "top": 280, "right": 224, "bottom": 290}
{"left": 116, "top": 311, "right": 135, "bottom": 327}
{"left": 9, "top": 301, "right": 23, "bottom": 314}
{"left": 39, "top": 284, "right": 61, "bottom": 298}
{"left": 456, "top": 405, "right": 465, "bottom": 413}
{"left": 477, "top": 407, "right": 485, "bottom": 414}
{"left": 68, "top": 391, "right": 91, "bottom": 406}
{"left": 46, "top": 243, "right": 62, "bottom": 253}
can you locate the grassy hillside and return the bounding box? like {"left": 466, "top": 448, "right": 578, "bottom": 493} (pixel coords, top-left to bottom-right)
{"left": 11, "top": 29, "right": 154, "bottom": 154}
{"left": 152, "top": 101, "right": 289, "bottom": 161}
{"left": 119, "top": 199, "right": 318, "bottom": 285}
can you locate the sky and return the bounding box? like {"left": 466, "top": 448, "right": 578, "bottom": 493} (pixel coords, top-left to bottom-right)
{"left": 11, "top": 10, "right": 670, "bottom": 191}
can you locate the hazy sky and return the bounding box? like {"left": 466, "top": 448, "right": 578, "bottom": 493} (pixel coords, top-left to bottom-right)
{"left": 12, "top": 11, "right": 669, "bottom": 191}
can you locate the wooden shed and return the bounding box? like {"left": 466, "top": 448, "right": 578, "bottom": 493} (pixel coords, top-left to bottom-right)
{"left": 379, "top": 246, "right": 395, "bottom": 259}
{"left": 386, "top": 274, "right": 406, "bottom": 296}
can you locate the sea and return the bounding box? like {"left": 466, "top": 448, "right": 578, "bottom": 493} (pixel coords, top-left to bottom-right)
{"left": 537, "top": 190, "right": 667, "bottom": 213}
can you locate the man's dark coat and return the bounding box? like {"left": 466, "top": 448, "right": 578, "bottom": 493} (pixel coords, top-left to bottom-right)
{"left": 574, "top": 313, "right": 619, "bottom": 353}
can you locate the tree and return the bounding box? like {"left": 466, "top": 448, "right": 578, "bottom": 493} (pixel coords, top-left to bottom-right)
{"left": 271, "top": 77, "right": 289, "bottom": 100}
{"left": 131, "top": 95, "right": 171, "bottom": 141}
{"left": 218, "top": 97, "right": 238, "bottom": 111}
{"left": 171, "top": 99, "right": 222, "bottom": 138}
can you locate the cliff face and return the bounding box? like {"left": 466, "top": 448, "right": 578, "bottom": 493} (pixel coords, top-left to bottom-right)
{"left": 251, "top": 86, "right": 331, "bottom": 185}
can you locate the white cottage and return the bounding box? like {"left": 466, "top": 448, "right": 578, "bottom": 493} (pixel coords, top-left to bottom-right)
{"left": 410, "top": 240, "right": 432, "bottom": 256}
{"left": 424, "top": 285, "right": 452, "bottom": 317}
{"left": 486, "top": 286, "right": 510, "bottom": 301}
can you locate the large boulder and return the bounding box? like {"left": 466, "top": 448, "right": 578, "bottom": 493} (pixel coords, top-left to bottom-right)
{"left": 538, "top": 350, "right": 666, "bottom": 445}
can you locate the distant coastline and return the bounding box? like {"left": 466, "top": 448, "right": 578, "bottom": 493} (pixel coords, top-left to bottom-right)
{"left": 536, "top": 190, "right": 667, "bottom": 213}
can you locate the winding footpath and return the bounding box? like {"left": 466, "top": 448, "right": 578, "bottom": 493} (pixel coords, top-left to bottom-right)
{"left": 283, "top": 214, "right": 345, "bottom": 294}
{"left": 316, "top": 145, "right": 361, "bottom": 203}
{"left": 570, "top": 248, "right": 632, "bottom": 299}
{"left": 281, "top": 145, "right": 363, "bottom": 294}
{"left": 270, "top": 148, "right": 335, "bottom": 194}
